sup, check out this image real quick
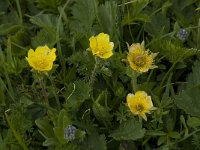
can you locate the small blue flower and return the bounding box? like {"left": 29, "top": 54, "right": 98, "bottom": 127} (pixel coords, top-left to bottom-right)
{"left": 177, "top": 28, "right": 188, "bottom": 41}
{"left": 64, "top": 125, "right": 76, "bottom": 140}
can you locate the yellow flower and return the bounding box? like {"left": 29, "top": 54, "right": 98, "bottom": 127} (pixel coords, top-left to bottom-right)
{"left": 127, "top": 41, "right": 157, "bottom": 73}
{"left": 127, "top": 91, "right": 156, "bottom": 121}
{"left": 89, "top": 33, "right": 114, "bottom": 59}
{"left": 26, "top": 45, "right": 56, "bottom": 72}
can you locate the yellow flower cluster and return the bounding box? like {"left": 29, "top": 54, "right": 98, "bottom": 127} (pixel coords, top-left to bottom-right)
{"left": 127, "top": 91, "right": 156, "bottom": 121}
{"left": 126, "top": 42, "right": 157, "bottom": 120}
{"left": 26, "top": 33, "right": 157, "bottom": 121}
{"left": 127, "top": 41, "right": 158, "bottom": 73}
{"left": 26, "top": 45, "right": 56, "bottom": 72}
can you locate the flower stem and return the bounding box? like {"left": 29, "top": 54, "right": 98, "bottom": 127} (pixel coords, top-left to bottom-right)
{"left": 38, "top": 74, "right": 49, "bottom": 105}
{"left": 139, "top": 116, "right": 143, "bottom": 124}
{"left": 48, "top": 75, "right": 61, "bottom": 110}
{"left": 131, "top": 71, "right": 139, "bottom": 93}
{"left": 89, "top": 57, "right": 99, "bottom": 87}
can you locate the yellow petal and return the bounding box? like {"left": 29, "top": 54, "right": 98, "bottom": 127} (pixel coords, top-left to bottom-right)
{"left": 28, "top": 49, "right": 35, "bottom": 58}
{"left": 49, "top": 48, "right": 56, "bottom": 61}
{"left": 135, "top": 91, "right": 148, "bottom": 97}
{"left": 97, "top": 33, "right": 109, "bottom": 43}
{"left": 89, "top": 36, "right": 97, "bottom": 54}
{"left": 101, "top": 51, "right": 113, "bottom": 59}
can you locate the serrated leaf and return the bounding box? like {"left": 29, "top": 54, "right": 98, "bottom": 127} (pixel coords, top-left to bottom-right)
{"left": 175, "top": 87, "right": 200, "bottom": 117}
{"left": 175, "top": 60, "right": 200, "bottom": 117}
{"left": 9, "top": 29, "right": 29, "bottom": 56}
{"left": 85, "top": 133, "right": 107, "bottom": 150}
{"left": 153, "top": 40, "right": 199, "bottom": 63}
{"left": 64, "top": 80, "right": 91, "bottom": 111}
{"left": 31, "top": 28, "right": 57, "bottom": 48}
{"left": 30, "top": 14, "right": 58, "bottom": 29}
{"left": 98, "top": 1, "right": 117, "bottom": 36}
{"left": 109, "top": 118, "right": 145, "bottom": 141}
{"left": 186, "top": 60, "right": 200, "bottom": 88}
{"left": 144, "top": 13, "right": 170, "bottom": 36}
{"left": 70, "top": 0, "right": 98, "bottom": 36}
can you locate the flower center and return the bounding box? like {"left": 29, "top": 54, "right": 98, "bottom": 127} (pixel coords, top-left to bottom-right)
{"left": 136, "top": 104, "right": 144, "bottom": 112}
{"left": 133, "top": 55, "right": 146, "bottom": 67}
{"left": 97, "top": 45, "right": 107, "bottom": 55}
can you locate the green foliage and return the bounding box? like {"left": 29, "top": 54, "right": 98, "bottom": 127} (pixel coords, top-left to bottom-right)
{"left": 110, "top": 118, "right": 145, "bottom": 141}
{"left": 70, "top": 0, "right": 98, "bottom": 37}
{"left": 175, "top": 60, "right": 200, "bottom": 117}
{"left": 92, "top": 100, "right": 112, "bottom": 128}
{"left": 0, "top": 0, "right": 200, "bottom": 149}
{"left": 144, "top": 13, "right": 170, "bottom": 36}
{"left": 122, "top": 0, "right": 150, "bottom": 25}
{"left": 67, "top": 51, "right": 95, "bottom": 76}
{"left": 85, "top": 133, "right": 107, "bottom": 150}
{"left": 64, "top": 80, "right": 91, "bottom": 112}
{"left": 98, "top": 1, "right": 118, "bottom": 38}
{"left": 153, "top": 40, "right": 199, "bottom": 63}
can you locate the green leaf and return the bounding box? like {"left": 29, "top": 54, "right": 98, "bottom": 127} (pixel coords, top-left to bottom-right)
{"left": 145, "top": 130, "right": 166, "bottom": 136}
{"left": 56, "top": 109, "right": 71, "bottom": 128}
{"left": 70, "top": 0, "right": 98, "bottom": 36}
{"left": 109, "top": 118, "right": 145, "bottom": 141}
{"left": 186, "top": 60, "right": 200, "bottom": 88}
{"left": 175, "top": 60, "right": 200, "bottom": 117}
{"left": 168, "top": 131, "right": 180, "bottom": 139}
{"left": 172, "top": 0, "right": 196, "bottom": 11}
{"left": 98, "top": 1, "right": 117, "bottom": 36}
{"left": 36, "top": 0, "right": 64, "bottom": 11}
{"left": 92, "top": 101, "right": 112, "bottom": 128}
{"left": 35, "top": 118, "right": 54, "bottom": 138}
{"left": 157, "top": 136, "right": 166, "bottom": 146}
{"left": 85, "top": 133, "right": 107, "bottom": 150}
{"left": 64, "top": 80, "right": 91, "bottom": 112}
{"left": 122, "top": 0, "right": 150, "bottom": 25}
{"left": 53, "top": 127, "right": 66, "bottom": 144}
{"left": 175, "top": 87, "right": 200, "bottom": 117}
{"left": 5, "top": 113, "right": 29, "bottom": 150}
{"left": 0, "top": 24, "right": 23, "bottom": 36}
{"left": 30, "top": 14, "right": 58, "bottom": 29}
{"left": 187, "top": 117, "right": 200, "bottom": 128}
{"left": 26, "top": 103, "right": 47, "bottom": 120}
{"left": 53, "top": 109, "right": 72, "bottom": 144}
{"left": 43, "top": 138, "right": 58, "bottom": 146}
{"left": 8, "top": 29, "right": 29, "bottom": 56}
{"left": 31, "top": 28, "right": 57, "bottom": 48}
{"left": 144, "top": 13, "right": 170, "bottom": 36}
{"left": 0, "top": 78, "right": 6, "bottom": 106}
{"left": 153, "top": 40, "right": 199, "bottom": 63}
